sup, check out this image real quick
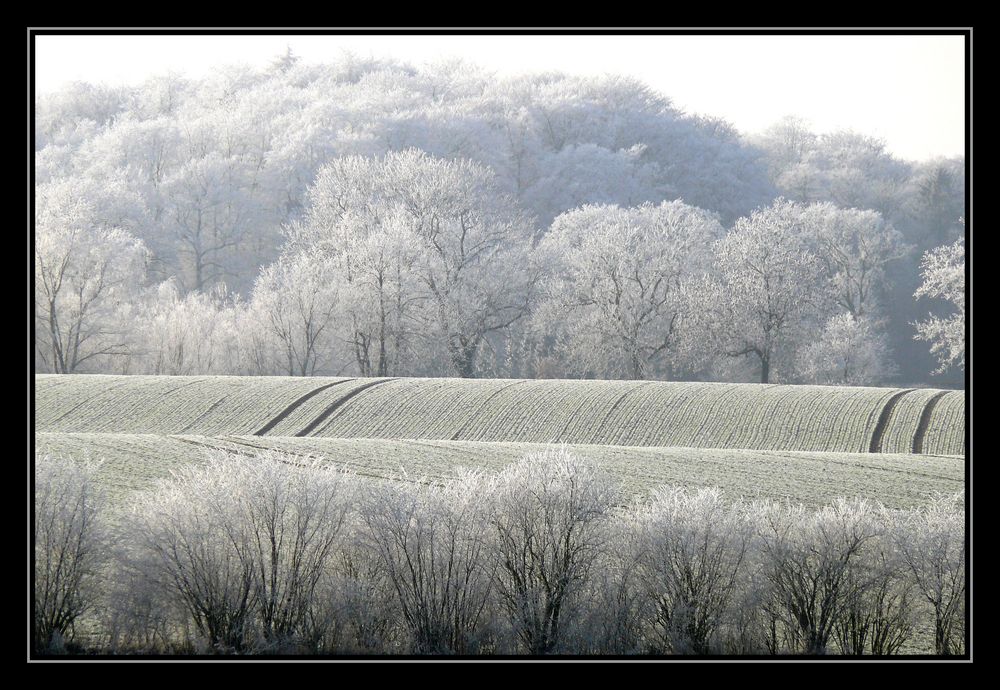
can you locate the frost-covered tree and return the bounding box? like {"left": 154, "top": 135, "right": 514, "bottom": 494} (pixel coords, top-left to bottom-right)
{"left": 287, "top": 161, "right": 426, "bottom": 377}
{"left": 796, "top": 314, "right": 899, "bottom": 386}
{"left": 158, "top": 153, "right": 258, "bottom": 292}
{"left": 359, "top": 470, "right": 498, "bottom": 654}
{"left": 521, "top": 144, "right": 666, "bottom": 222}
{"left": 286, "top": 158, "right": 422, "bottom": 376}
{"left": 268, "top": 46, "right": 301, "bottom": 75}
{"left": 755, "top": 121, "right": 914, "bottom": 222}
{"left": 902, "top": 160, "right": 965, "bottom": 248}
{"left": 752, "top": 116, "right": 819, "bottom": 197}
{"left": 490, "top": 448, "right": 615, "bottom": 654}
{"left": 761, "top": 127, "right": 904, "bottom": 213}
{"left": 128, "top": 73, "right": 191, "bottom": 119}
{"left": 812, "top": 131, "right": 909, "bottom": 217}
{"left": 537, "top": 201, "right": 723, "bottom": 380}
{"left": 913, "top": 236, "right": 965, "bottom": 373}
{"left": 132, "top": 279, "right": 242, "bottom": 375}
{"left": 294, "top": 149, "right": 541, "bottom": 377}
{"left": 34, "top": 456, "right": 108, "bottom": 653}
{"left": 249, "top": 249, "right": 342, "bottom": 376}
{"left": 799, "top": 203, "right": 908, "bottom": 318}
{"left": 34, "top": 181, "right": 149, "bottom": 373}
{"left": 686, "top": 199, "right": 829, "bottom": 383}
{"left": 35, "top": 81, "right": 131, "bottom": 150}
{"left": 469, "top": 73, "right": 770, "bottom": 224}
{"left": 76, "top": 116, "right": 181, "bottom": 190}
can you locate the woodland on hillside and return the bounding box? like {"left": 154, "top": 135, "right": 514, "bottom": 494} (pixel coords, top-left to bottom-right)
{"left": 34, "top": 52, "right": 966, "bottom": 385}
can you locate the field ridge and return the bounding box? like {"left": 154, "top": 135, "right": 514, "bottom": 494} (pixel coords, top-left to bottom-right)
{"left": 35, "top": 375, "right": 965, "bottom": 455}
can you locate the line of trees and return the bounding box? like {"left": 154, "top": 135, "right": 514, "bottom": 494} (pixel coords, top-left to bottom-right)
{"left": 34, "top": 56, "right": 966, "bottom": 385}
{"left": 34, "top": 450, "right": 966, "bottom": 656}
{"left": 34, "top": 148, "right": 966, "bottom": 384}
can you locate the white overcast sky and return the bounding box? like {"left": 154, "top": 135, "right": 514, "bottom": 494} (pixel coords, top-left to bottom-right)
{"left": 34, "top": 33, "right": 966, "bottom": 162}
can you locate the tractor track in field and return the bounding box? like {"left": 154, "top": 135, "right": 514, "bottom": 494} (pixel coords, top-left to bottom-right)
{"left": 173, "top": 435, "right": 441, "bottom": 487}
{"left": 296, "top": 378, "right": 397, "bottom": 437}
{"left": 912, "top": 391, "right": 951, "bottom": 454}
{"left": 868, "top": 389, "right": 915, "bottom": 453}
{"left": 173, "top": 435, "right": 243, "bottom": 455}
{"left": 254, "top": 379, "right": 355, "bottom": 436}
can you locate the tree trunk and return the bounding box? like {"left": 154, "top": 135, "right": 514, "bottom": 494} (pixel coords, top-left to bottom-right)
{"left": 629, "top": 347, "right": 644, "bottom": 380}
{"left": 450, "top": 335, "right": 479, "bottom": 379}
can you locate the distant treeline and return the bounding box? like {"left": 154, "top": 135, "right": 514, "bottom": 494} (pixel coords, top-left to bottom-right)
{"left": 34, "top": 55, "right": 966, "bottom": 384}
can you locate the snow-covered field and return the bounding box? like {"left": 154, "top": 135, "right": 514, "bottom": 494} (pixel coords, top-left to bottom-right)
{"left": 35, "top": 374, "right": 965, "bottom": 510}
{"left": 35, "top": 374, "right": 965, "bottom": 454}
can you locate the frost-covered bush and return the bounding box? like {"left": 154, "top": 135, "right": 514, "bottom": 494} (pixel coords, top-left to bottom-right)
{"left": 833, "top": 516, "right": 917, "bottom": 656}
{"left": 34, "top": 455, "right": 108, "bottom": 653}
{"left": 568, "top": 514, "right": 647, "bottom": 654}
{"left": 632, "top": 487, "right": 753, "bottom": 654}
{"left": 747, "top": 497, "right": 881, "bottom": 654}
{"left": 490, "top": 447, "right": 616, "bottom": 654}
{"left": 359, "top": 471, "right": 499, "bottom": 654}
{"left": 889, "top": 494, "right": 966, "bottom": 655}
{"left": 328, "top": 540, "right": 404, "bottom": 654}
{"left": 126, "top": 451, "right": 356, "bottom": 653}
{"left": 796, "top": 314, "right": 898, "bottom": 386}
